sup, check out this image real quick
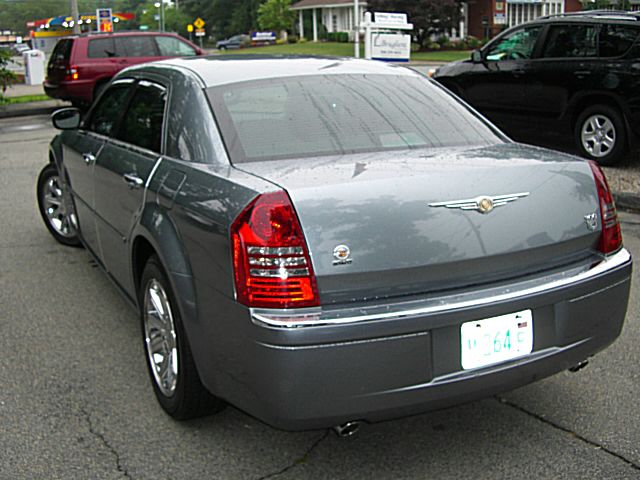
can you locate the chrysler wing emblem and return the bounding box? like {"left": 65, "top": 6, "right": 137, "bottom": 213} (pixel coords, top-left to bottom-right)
{"left": 428, "top": 192, "right": 530, "bottom": 214}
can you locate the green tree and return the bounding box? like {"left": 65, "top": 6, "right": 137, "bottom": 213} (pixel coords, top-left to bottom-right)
{"left": 138, "top": 3, "right": 191, "bottom": 36}
{"left": 257, "top": 0, "right": 295, "bottom": 33}
{"left": 0, "top": 49, "right": 17, "bottom": 97}
{"left": 367, "top": 0, "right": 463, "bottom": 49}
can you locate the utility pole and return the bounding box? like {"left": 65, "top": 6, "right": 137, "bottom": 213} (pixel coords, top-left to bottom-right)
{"left": 354, "top": 0, "right": 359, "bottom": 58}
{"left": 70, "top": 0, "right": 80, "bottom": 34}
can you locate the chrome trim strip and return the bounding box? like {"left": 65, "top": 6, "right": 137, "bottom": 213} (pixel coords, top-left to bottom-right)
{"left": 250, "top": 249, "right": 631, "bottom": 329}
{"left": 145, "top": 157, "right": 163, "bottom": 189}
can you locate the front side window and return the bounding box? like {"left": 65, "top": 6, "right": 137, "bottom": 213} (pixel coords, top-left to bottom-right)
{"left": 86, "top": 82, "right": 133, "bottom": 136}
{"left": 486, "top": 27, "right": 542, "bottom": 61}
{"left": 116, "top": 81, "right": 167, "bottom": 152}
{"left": 208, "top": 74, "right": 501, "bottom": 163}
{"left": 599, "top": 24, "right": 639, "bottom": 58}
{"left": 542, "top": 25, "right": 598, "bottom": 58}
{"left": 155, "top": 36, "right": 196, "bottom": 56}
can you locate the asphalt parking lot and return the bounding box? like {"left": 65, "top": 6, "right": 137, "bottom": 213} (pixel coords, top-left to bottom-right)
{"left": 1, "top": 114, "right": 638, "bottom": 479}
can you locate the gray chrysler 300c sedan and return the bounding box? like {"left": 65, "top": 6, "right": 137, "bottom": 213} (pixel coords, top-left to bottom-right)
{"left": 36, "top": 56, "right": 632, "bottom": 433}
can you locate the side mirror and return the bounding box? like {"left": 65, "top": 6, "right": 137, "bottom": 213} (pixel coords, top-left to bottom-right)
{"left": 52, "top": 108, "right": 81, "bottom": 130}
{"left": 471, "top": 50, "right": 483, "bottom": 63}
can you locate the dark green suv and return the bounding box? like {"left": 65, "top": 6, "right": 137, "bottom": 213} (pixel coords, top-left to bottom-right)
{"left": 433, "top": 11, "right": 640, "bottom": 165}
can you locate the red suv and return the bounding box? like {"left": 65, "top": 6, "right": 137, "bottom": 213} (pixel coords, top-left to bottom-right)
{"left": 44, "top": 31, "right": 203, "bottom": 106}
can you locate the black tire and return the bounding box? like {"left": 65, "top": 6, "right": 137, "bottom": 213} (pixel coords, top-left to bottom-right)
{"left": 36, "top": 163, "right": 82, "bottom": 247}
{"left": 574, "top": 104, "right": 626, "bottom": 166}
{"left": 140, "top": 255, "right": 225, "bottom": 420}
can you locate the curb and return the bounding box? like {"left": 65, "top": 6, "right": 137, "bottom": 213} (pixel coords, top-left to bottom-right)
{"left": 0, "top": 100, "right": 71, "bottom": 119}
{"left": 614, "top": 192, "right": 640, "bottom": 213}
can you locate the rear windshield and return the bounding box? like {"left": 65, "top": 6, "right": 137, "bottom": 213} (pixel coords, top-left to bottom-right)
{"left": 50, "top": 38, "right": 73, "bottom": 64}
{"left": 207, "top": 74, "right": 502, "bottom": 163}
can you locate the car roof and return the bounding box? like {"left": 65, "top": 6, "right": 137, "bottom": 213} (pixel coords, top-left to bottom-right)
{"left": 72, "top": 30, "right": 182, "bottom": 39}
{"left": 536, "top": 10, "right": 640, "bottom": 24}
{"left": 146, "top": 55, "right": 420, "bottom": 88}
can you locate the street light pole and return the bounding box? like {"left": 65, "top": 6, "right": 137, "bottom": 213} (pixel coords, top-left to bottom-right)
{"left": 161, "top": 1, "right": 165, "bottom": 32}
{"left": 154, "top": 2, "right": 161, "bottom": 31}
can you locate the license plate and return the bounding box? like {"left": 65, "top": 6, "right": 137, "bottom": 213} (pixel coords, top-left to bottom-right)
{"left": 461, "top": 310, "right": 533, "bottom": 370}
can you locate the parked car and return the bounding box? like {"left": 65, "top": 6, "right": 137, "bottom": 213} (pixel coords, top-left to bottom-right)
{"left": 37, "top": 56, "right": 631, "bottom": 433}
{"left": 433, "top": 11, "right": 640, "bottom": 165}
{"left": 44, "top": 31, "right": 203, "bottom": 107}
{"left": 13, "top": 43, "right": 31, "bottom": 55}
{"left": 216, "top": 34, "right": 250, "bottom": 50}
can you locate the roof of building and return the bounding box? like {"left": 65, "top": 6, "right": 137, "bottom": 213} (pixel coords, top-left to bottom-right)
{"left": 150, "top": 55, "right": 415, "bottom": 88}
{"left": 290, "top": 0, "right": 367, "bottom": 10}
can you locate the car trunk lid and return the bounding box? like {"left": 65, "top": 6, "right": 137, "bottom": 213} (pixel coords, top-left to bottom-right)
{"left": 236, "top": 143, "right": 601, "bottom": 305}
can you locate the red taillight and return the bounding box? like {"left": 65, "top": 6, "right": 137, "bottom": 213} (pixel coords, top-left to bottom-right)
{"left": 65, "top": 65, "right": 79, "bottom": 81}
{"left": 588, "top": 161, "right": 622, "bottom": 255}
{"left": 231, "top": 191, "right": 320, "bottom": 309}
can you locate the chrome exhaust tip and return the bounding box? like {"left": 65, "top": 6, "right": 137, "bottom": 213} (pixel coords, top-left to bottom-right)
{"left": 333, "top": 421, "right": 361, "bottom": 438}
{"left": 569, "top": 360, "right": 589, "bottom": 372}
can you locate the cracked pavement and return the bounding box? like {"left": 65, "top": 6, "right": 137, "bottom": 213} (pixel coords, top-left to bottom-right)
{"left": 1, "top": 115, "right": 639, "bottom": 479}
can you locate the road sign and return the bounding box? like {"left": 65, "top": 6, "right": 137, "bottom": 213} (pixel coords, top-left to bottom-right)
{"left": 193, "top": 17, "right": 205, "bottom": 29}
{"left": 187, "top": 24, "right": 193, "bottom": 33}
{"left": 195, "top": 28, "right": 205, "bottom": 37}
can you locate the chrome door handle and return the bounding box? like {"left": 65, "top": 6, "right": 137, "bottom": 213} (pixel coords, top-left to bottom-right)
{"left": 83, "top": 153, "right": 96, "bottom": 165}
{"left": 574, "top": 70, "right": 591, "bottom": 78}
{"left": 123, "top": 173, "right": 144, "bottom": 188}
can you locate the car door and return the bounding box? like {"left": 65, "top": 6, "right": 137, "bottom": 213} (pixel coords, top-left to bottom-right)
{"left": 114, "top": 35, "right": 162, "bottom": 69}
{"left": 63, "top": 79, "right": 135, "bottom": 258}
{"left": 527, "top": 23, "right": 600, "bottom": 122}
{"left": 460, "top": 25, "right": 543, "bottom": 119}
{"left": 92, "top": 78, "right": 167, "bottom": 296}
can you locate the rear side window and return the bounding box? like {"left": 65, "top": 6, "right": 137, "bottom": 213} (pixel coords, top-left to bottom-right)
{"left": 115, "top": 36, "right": 157, "bottom": 57}
{"left": 50, "top": 39, "right": 73, "bottom": 64}
{"left": 599, "top": 25, "right": 640, "bottom": 57}
{"left": 542, "top": 25, "right": 598, "bottom": 58}
{"left": 166, "top": 75, "right": 219, "bottom": 163}
{"left": 86, "top": 82, "right": 134, "bottom": 136}
{"left": 116, "top": 81, "right": 167, "bottom": 152}
{"left": 88, "top": 37, "right": 117, "bottom": 58}
{"left": 155, "top": 36, "right": 197, "bottom": 56}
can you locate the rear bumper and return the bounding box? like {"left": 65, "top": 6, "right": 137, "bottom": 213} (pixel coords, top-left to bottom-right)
{"left": 44, "top": 80, "right": 94, "bottom": 103}
{"left": 202, "top": 249, "right": 632, "bottom": 431}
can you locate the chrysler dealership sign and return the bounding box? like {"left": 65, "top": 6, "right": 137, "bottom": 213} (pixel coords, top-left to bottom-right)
{"left": 371, "top": 33, "right": 411, "bottom": 62}
{"left": 363, "top": 12, "right": 413, "bottom": 62}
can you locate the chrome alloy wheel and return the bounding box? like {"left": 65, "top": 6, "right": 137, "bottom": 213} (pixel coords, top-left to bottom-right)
{"left": 42, "top": 175, "right": 77, "bottom": 238}
{"left": 581, "top": 114, "right": 616, "bottom": 158}
{"left": 143, "top": 279, "right": 179, "bottom": 397}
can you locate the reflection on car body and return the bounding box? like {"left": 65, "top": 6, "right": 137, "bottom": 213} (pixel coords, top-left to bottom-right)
{"left": 36, "top": 55, "right": 632, "bottom": 432}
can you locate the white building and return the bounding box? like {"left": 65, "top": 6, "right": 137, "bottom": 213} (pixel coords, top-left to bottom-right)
{"left": 290, "top": 0, "right": 368, "bottom": 41}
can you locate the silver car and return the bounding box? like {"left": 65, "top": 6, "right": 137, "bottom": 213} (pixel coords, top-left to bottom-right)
{"left": 36, "top": 56, "right": 632, "bottom": 433}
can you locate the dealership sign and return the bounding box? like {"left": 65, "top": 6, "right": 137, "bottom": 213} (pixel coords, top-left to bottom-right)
{"left": 363, "top": 12, "right": 413, "bottom": 62}
{"left": 371, "top": 33, "right": 411, "bottom": 62}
